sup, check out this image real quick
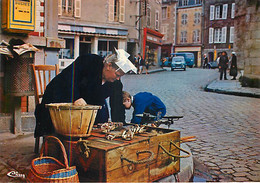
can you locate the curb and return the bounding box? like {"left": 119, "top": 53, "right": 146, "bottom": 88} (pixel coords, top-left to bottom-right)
{"left": 204, "top": 85, "right": 260, "bottom": 98}
{"left": 204, "top": 80, "right": 260, "bottom": 98}
{"left": 148, "top": 68, "right": 166, "bottom": 74}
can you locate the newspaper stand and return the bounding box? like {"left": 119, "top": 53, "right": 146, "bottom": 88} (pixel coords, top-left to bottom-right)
{"left": 0, "top": 41, "right": 38, "bottom": 134}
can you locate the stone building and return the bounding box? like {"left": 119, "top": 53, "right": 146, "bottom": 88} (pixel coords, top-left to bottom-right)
{"left": 175, "top": 0, "right": 203, "bottom": 67}
{"left": 203, "top": 0, "right": 235, "bottom": 63}
{"left": 140, "top": 0, "right": 163, "bottom": 65}
{"left": 58, "top": 0, "right": 140, "bottom": 68}
{"left": 233, "top": 0, "right": 260, "bottom": 87}
{"left": 161, "top": 0, "right": 178, "bottom": 58}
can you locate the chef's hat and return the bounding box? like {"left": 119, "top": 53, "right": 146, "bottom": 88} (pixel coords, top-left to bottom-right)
{"left": 114, "top": 48, "right": 137, "bottom": 74}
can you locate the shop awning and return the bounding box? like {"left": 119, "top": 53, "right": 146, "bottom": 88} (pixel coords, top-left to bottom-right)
{"left": 58, "top": 23, "right": 128, "bottom": 37}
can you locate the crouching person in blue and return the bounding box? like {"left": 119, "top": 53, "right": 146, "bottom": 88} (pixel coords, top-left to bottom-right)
{"left": 122, "top": 91, "right": 166, "bottom": 124}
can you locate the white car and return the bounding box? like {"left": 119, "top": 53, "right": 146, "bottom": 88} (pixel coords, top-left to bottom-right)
{"left": 171, "top": 56, "right": 186, "bottom": 71}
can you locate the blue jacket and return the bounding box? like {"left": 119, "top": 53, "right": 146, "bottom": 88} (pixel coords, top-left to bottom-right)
{"left": 131, "top": 92, "right": 166, "bottom": 124}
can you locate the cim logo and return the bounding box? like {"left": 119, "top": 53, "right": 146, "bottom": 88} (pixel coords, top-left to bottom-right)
{"left": 7, "top": 171, "right": 25, "bottom": 179}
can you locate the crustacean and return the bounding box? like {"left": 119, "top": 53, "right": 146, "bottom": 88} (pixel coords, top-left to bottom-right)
{"left": 104, "top": 124, "right": 146, "bottom": 141}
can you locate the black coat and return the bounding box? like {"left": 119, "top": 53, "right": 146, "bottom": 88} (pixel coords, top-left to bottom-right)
{"left": 219, "top": 55, "right": 229, "bottom": 69}
{"left": 230, "top": 55, "right": 237, "bottom": 77}
{"left": 34, "top": 54, "right": 125, "bottom": 137}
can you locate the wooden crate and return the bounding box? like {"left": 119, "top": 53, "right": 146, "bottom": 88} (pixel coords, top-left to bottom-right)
{"left": 61, "top": 126, "right": 180, "bottom": 182}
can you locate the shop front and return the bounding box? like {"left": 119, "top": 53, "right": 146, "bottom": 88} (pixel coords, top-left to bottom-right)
{"left": 58, "top": 24, "right": 128, "bottom": 70}
{"left": 143, "top": 28, "right": 164, "bottom": 66}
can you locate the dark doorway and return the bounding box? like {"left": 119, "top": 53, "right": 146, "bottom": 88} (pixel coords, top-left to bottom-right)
{"left": 80, "top": 43, "right": 91, "bottom": 56}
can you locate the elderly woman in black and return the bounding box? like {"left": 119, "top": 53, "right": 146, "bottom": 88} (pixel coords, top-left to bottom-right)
{"left": 34, "top": 49, "right": 136, "bottom": 138}
{"left": 230, "top": 52, "right": 238, "bottom": 80}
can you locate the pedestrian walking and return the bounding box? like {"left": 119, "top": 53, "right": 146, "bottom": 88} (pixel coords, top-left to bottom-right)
{"left": 138, "top": 53, "right": 145, "bottom": 74}
{"left": 230, "top": 52, "right": 238, "bottom": 80}
{"left": 219, "top": 51, "right": 229, "bottom": 80}
{"left": 203, "top": 54, "right": 209, "bottom": 69}
{"left": 145, "top": 60, "right": 149, "bottom": 74}
{"left": 134, "top": 54, "right": 139, "bottom": 73}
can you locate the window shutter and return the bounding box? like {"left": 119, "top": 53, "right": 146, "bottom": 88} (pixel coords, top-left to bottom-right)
{"left": 209, "top": 28, "right": 214, "bottom": 43}
{"left": 222, "top": 27, "right": 227, "bottom": 43}
{"left": 109, "top": 0, "right": 114, "bottom": 21}
{"left": 222, "top": 4, "right": 228, "bottom": 19}
{"left": 210, "top": 5, "right": 214, "bottom": 20}
{"left": 167, "top": 6, "right": 171, "bottom": 18}
{"left": 58, "top": 0, "right": 62, "bottom": 16}
{"left": 119, "top": 0, "right": 125, "bottom": 22}
{"left": 231, "top": 3, "right": 235, "bottom": 18}
{"left": 230, "top": 26, "right": 234, "bottom": 43}
{"left": 155, "top": 11, "right": 159, "bottom": 30}
{"left": 74, "top": 0, "right": 81, "bottom": 17}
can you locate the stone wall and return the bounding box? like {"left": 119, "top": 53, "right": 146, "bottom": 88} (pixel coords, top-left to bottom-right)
{"left": 234, "top": 0, "right": 260, "bottom": 81}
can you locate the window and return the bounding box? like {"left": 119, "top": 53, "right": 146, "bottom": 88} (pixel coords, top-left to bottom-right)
{"left": 222, "top": 4, "right": 228, "bottom": 19}
{"left": 214, "top": 28, "right": 222, "bottom": 43}
{"left": 58, "top": 0, "right": 81, "bottom": 17}
{"left": 193, "top": 30, "right": 200, "bottom": 43}
{"left": 230, "top": 26, "right": 234, "bottom": 43}
{"left": 162, "top": 7, "right": 167, "bottom": 19}
{"left": 109, "top": 0, "right": 125, "bottom": 22}
{"left": 222, "top": 27, "right": 227, "bottom": 43}
{"left": 98, "top": 40, "right": 118, "bottom": 57}
{"left": 162, "top": 6, "right": 170, "bottom": 19}
{"left": 147, "top": 6, "right": 151, "bottom": 27}
{"left": 59, "top": 39, "right": 74, "bottom": 59}
{"left": 231, "top": 3, "right": 235, "bottom": 19}
{"left": 209, "top": 28, "right": 214, "bottom": 43}
{"left": 214, "top": 4, "right": 228, "bottom": 20}
{"left": 215, "top": 5, "right": 221, "bottom": 19}
{"left": 195, "top": 0, "right": 201, "bottom": 4}
{"left": 162, "top": 25, "right": 168, "bottom": 41}
{"left": 181, "top": 14, "right": 188, "bottom": 25}
{"left": 194, "top": 12, "right": 201, "bottom": 24}
{"left": 213, "top": 27, "right": 227, "bottom": 43}
{"left": 180, "top": 31, "right": 187, "bottom": 43}
{"left": 155, "top": 10, "right": 159, "bottom": 30}
{"left": 182, "top": 0, "right": 189, "bottom": 6}
{"left": 210, "top": 5, "right": 215, "bottom": 20}
{"left": 167, "top": 6, "right": 171, "bottom": 18}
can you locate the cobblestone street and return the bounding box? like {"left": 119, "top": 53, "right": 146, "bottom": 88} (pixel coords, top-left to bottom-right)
{"left": 121, "top": 68, "right": 260, "bottom": 181}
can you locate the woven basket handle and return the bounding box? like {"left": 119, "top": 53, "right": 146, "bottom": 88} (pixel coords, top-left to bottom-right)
{"left": 40, "top": 136, "right": 69, "bottom": 169}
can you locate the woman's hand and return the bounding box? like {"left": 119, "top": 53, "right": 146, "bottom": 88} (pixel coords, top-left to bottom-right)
{"left": 74, "top": 98, "right": 87, "bottom": 106}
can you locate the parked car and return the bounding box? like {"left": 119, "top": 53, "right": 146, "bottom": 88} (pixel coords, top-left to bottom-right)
{"left": 160, "top": 57, "right": 171, "bottom": 67}
{"left": 171, "top": 56, "right": 186, "bottom": 71}
{"left": 208, "top": 61, "right": 219, "bottom": 69}
{"left": 171, "top": 52, "right": 194, "bottom": 68}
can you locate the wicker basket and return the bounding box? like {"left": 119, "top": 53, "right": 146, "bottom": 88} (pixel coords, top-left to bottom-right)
{"left": 27, "top": 136, "right": 79, "bottom": 182}
{"left": 46, "top": 103, "right": 101, "bottom": 137}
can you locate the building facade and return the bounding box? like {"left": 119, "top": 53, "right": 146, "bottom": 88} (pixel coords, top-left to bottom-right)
{"left": 203, "top": 0, "right": 235, "bottom": 63}
{"left": 233, "top": 0, "right": 260, "bottom": 85}
{"left": 175, "top": 0, "right": 202, "bottom": 67}
{"left": 58, "top": 0, "right": 140, "bottom": 69}
{"left": 161, "top": 0, "right": 178, "bottom": 58}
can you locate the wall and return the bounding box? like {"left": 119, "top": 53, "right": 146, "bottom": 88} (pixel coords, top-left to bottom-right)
{"left": 234, "top": 0, "right": 260, "bottom": 80}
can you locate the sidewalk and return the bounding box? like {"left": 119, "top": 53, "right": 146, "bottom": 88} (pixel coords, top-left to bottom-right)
{"left": 205, "top": 78, "right": 260, "bottom": 98}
